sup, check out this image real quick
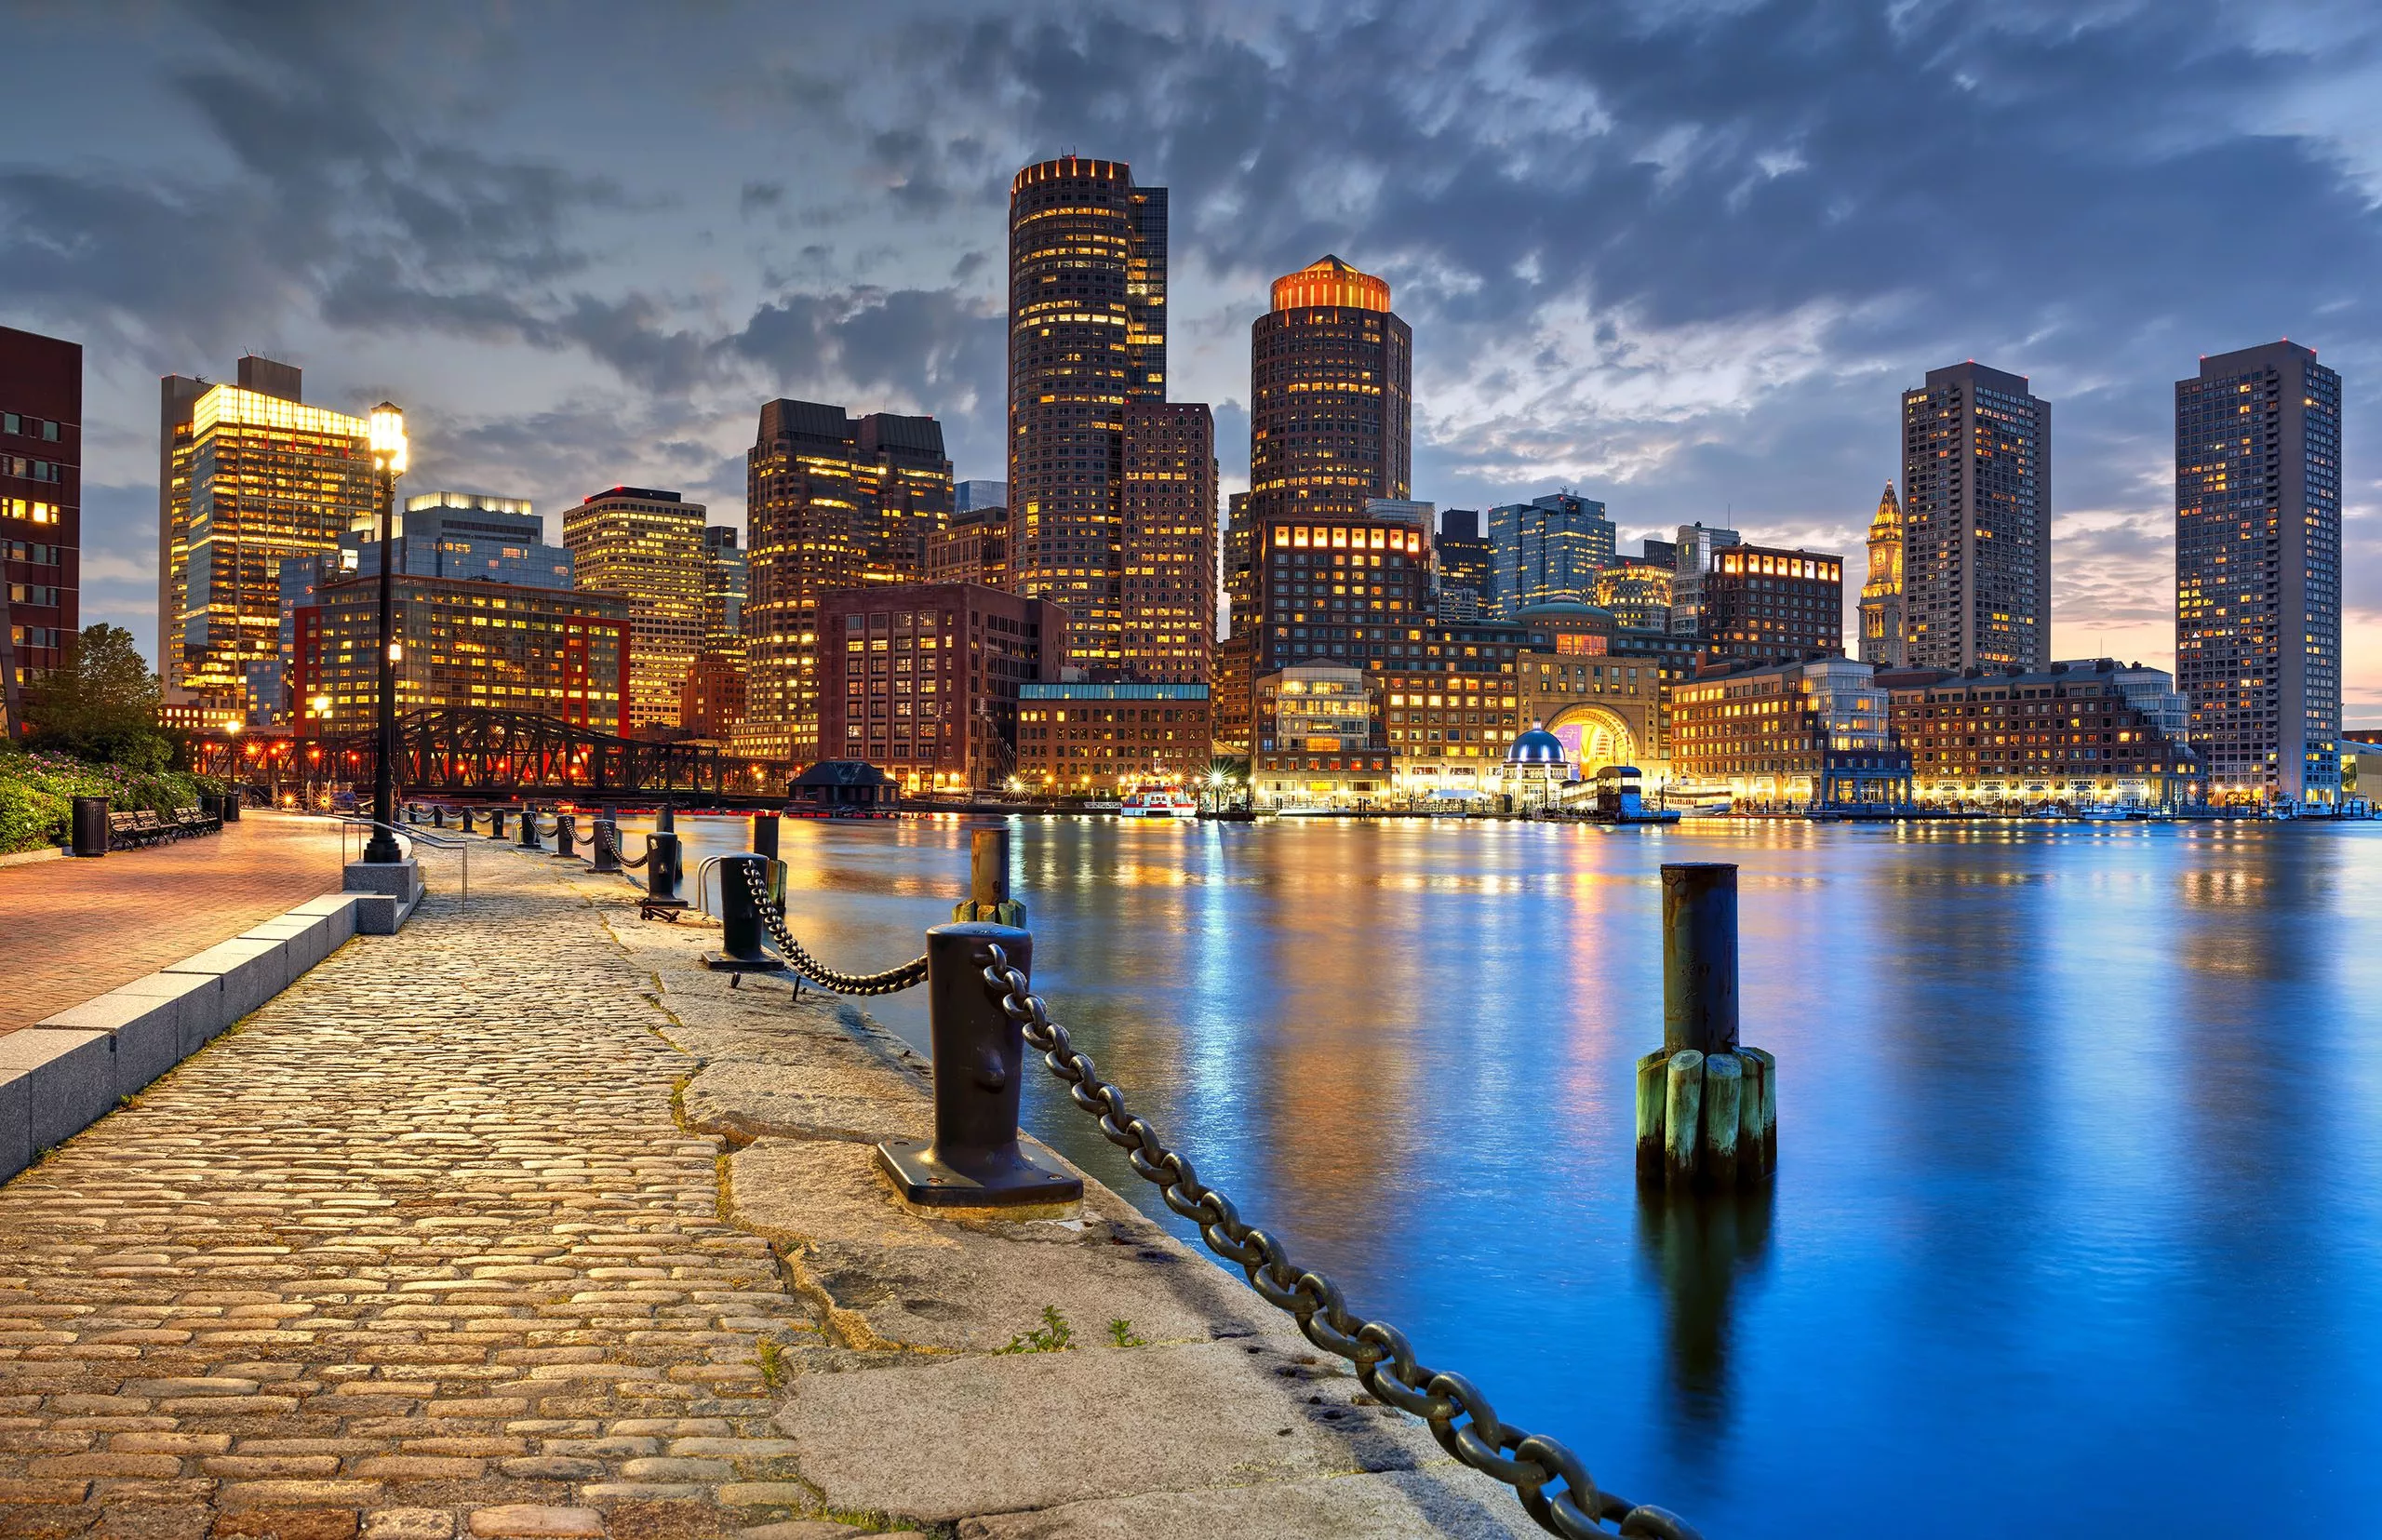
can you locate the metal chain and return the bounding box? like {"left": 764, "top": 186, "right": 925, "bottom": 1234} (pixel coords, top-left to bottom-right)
{"left": 739, "top": 862, "right": 929, "bottom": 997}
{"left": 979, "top": 944, "right": 1698, "bottom": 1540}
{"left": 596, "top": 821, "right": 648, "bottom": 869}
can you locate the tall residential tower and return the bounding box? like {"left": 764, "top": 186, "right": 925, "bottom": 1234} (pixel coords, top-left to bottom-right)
{"left": 1900, "top": 362, "right": 2050, "bottom": 671}
{"left": 0, "top": 327, "right": 79, "bottom": 737}
{"left": 561, "top": 487, "right": 706, "bottom": 733}
{"left": 1005, "top": 156, "right": 1168, "bottom": 674}
{"left": 2175, "top": 341, "right": 2342, "bottom": 804}
{"left": 1247, "top": 255, "right": 1412, "bottom": 530}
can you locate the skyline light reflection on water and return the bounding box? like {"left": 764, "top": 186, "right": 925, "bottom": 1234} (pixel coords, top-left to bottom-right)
{"left": 626, "top": 813, "right": 2382, "bottom": 1538}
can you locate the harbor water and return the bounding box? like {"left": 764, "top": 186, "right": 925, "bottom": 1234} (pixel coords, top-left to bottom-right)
{"left": 622, "top": 813, "right": 2382, "bottom": 1538}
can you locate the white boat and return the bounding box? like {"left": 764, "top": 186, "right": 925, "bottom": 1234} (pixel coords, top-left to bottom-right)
{"left": 1119, "top": 784, "right": 1198, "bottom": 819}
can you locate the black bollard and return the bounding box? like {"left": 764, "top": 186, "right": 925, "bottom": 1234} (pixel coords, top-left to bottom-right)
{"left": 589, "top": 813, "right": 622, "bottom": 874}
{"left": 460, "top": 807, "right": 476, "bottom": 835}
{"left": 488, "top": 807, "right": 508, "bottom": 839}
{"left": 704, "top": 853, "right": 786, "bottom": 974}
{"left": 518, "top": 807, "right": 543, "bottom": 850}
{"left": 645, "top": 831, "right": 683, "bottom": 904}
{"left": 71, "top": 796, "right": 109, "bottom": 857}
{"left": 551, "top": 812, "right": 576, "bottom": 859}
{"left": 752, "top": 812, "right": 783, "bottom": 906}
{"left": 433, "top": 806, "right": 447, "bottom": 828}
{"left": 876, "top": 922, "right": 1084, "bottom": 1211}
{"left": 657, "top": 799, "right": 676, "bottom": 834}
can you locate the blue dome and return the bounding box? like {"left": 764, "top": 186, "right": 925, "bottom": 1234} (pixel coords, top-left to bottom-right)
{"left": 1505, "top": 727, "right": 1566, "bottom": 765}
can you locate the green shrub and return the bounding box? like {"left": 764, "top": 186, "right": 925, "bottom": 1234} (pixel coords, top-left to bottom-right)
{"left": 0, "top": 779, "right": 67, "bottom": 853}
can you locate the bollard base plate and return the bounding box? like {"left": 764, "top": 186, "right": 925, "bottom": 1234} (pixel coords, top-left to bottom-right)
{"left": 703, "top": 951, "right": 787, "bottom": 974}
{"left": 876, "top": 1137, "right": 1084, "bottom": 1212}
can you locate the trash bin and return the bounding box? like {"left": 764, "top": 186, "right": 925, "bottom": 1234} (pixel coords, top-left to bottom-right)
{"left": 71, "top": 796, "right": 110, "bottom": 857}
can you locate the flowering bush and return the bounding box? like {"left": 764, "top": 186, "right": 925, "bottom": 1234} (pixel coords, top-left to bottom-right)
{"left": 0, "top": 745, "right": 225, "bottom": 855}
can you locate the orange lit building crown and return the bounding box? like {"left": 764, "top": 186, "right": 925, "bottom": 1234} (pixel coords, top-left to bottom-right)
{"left": 1270, "top": 254, "right": 1390, "bottom": 314}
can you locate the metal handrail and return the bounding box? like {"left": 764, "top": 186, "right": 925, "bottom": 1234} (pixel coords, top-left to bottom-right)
{"left": 319, "top": 813, "right": 471, "bottom": 903}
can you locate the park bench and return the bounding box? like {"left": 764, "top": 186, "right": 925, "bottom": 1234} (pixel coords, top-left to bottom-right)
{"left": 107, "top": 810, "right": 162, "bottom": 850}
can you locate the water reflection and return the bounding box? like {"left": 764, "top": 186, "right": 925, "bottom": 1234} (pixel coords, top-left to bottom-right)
{"left": 617, "top": 813, "right": 2382, "bottom": 1537}
{"left": 1636, "top": 1186, "right": 1774, "bottom": 1441}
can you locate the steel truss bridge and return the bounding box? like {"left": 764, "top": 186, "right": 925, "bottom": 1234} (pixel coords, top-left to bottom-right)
{"left": 197, "top": 707, "right": 797, "bottom": 804}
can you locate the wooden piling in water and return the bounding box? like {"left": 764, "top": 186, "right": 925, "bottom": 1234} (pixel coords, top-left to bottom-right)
{"left": 1740, "top": 1045, "right": 1777, "bottom": 1174}
{"left": 1635, "top": 1049, "right": 1670, "bottom": 1186}
{"left": 1702, "top": 1053, "right": 1742, "bottom": 1191}
{"left": 1664, "top": 1051, "right": 1704, "bottom": 1193}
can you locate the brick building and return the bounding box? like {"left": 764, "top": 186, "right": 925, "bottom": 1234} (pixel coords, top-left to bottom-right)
{"left": 817, "top": 583, "right": 1064, "bottom": 791}
{"left": 1016, "top": 681, "right": 1213, "bottom": 795}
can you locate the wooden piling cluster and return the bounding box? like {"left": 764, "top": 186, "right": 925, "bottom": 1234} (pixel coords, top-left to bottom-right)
{"left": 1635, "top": 863, "right": 1777, "bottom": 1193}
{"left": 1635, "top": 1045, "right": 1775, "bottom": 1191}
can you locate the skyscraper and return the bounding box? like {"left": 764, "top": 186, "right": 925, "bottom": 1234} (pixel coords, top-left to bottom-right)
{"left": 1248, "top": 255, "right": 1412, "bottom": 533}
{"left": 1434, "top": 509, "right": 1491, "bottom": 621}
{"left": 1489, "top": 493, "right": 1613, "bottom": 615}
{"left": 1118, "top": 401, "right": 1215, "bottom": 683}
{"left": 702, "top": 525, "right": 746, "bottom": 649}
{"left": 160, "top": 356, "right": 374, "bottom": 711}
{"left": 1668, "top": 521, "right": 1740, "bottom": 637}
{"left": 0, "top": 326, "right": 79, "bottom": 738}
{"left": 2175, "top": 340, "right": 2343, "bottom": 805}
{"left": 1699, "top": 544, "right": 1846, "bottom": 663}
{"left": 1859, "top": 483, "right": 1906, "bottom": 667}
{"left": 1006, "top": 156, "right": 1168, "bottom": 674}
{"left": 741, "top": 399, "right": 952, "bottom": 762}
{"left": 561, "top": 487, "right": 705, "bottom": 733}
{"left": 1901, "top": 362, "right": 2051, "bottom": 671}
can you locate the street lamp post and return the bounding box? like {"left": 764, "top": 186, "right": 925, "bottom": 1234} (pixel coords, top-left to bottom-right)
{"left": 362, "top": 403, "right": 408, "bottom": 864}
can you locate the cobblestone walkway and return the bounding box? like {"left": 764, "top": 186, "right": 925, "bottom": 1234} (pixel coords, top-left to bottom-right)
{"left": 0, "top": 850, "right": 822, "bottom": 1540}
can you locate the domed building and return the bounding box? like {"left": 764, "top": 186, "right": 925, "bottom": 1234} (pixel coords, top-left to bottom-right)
{"left": 1500, "top": 722, "right": 1571, "bottom": 810}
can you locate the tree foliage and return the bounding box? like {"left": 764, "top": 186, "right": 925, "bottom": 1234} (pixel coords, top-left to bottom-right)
{"left": 26, "top": 624, "right": 170, "bottom": 769}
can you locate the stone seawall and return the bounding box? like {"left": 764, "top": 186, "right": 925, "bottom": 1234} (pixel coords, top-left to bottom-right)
{"left": 0, "top": 840, "right": 1536, "bottom": 1539}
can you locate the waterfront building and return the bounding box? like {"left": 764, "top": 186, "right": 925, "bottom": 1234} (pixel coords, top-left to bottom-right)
{"left": 1592, "top": 554, "right": 1674, "bottom": 633}
{"left": 1902, "top": 362, "right": 2051, "bottom": 671}
{"left": 1699, "top": 542, "right": 1846, "bottom": 663}
{"left": 1016, "top": 681, "right": 1213, "bottom": 795}
{"left": 702, "top": 526, "right": 746, "bottom": 649}
{"left": 1879, "top": 658, "right": 2203, "bottom": 808}
{"left": 561, "top": 486, "right": 705, "bottom": 733}
{"left": 817, "top": 583, "right": 1065, "bottom": 792}
{"left": 741, "top": 399, "right": 953, "bottom": 763}
{"left": 1254, "top": 507, "right": 1432, "bottom": 675}
{"left": 1379, "top": 620, "right": 1527, "bottom": 799}
{"left": 1490, "top": 493, "right": 1614, "bottom": 616}
{"left": 1211, "top": 634, "right": 1254, "bottom": 757}
{"left": 291, "top": 574, "right": 629, "bottom": 735}
{"left": 1498, "top": 725, "right": 1571, "bottom": 811}
{"left": 1214, "top": 493, "right": 1260, "bottom": 759}
{"left": 1668, "top": 521, "right": 1741, "bottom": 637}
{"left": 159, "top": 357, "right": 373, "bottom": 711}
{"left": 954, "top": 479, "right": 1008, "bottom": 515}
{"left": 1513, "top": 603, "right": 1681, "bottom": 783}
{"left": 1119, "top": 401, "right": 1216, "bottom": 684}
{"left": 1006, "top": 156, "right": 1168, "bottom": 674}
{"left": 1224, "top": 493, "right": 1257, "bottom": 638}
{"left": 396, "top": 492, "right": 569, "bottom": 588}
{"left": 1669, "top": 654, "right": 1907, "bottom": 807}
{"left": 0, "top": 326, "right": 79, "bottom": 735}
{"left": 1858, "top": 484, "right": 1907, "bottom": 667}
{"left": 1434, "top": 509, "right": 1491, "bottom": 622}
{"left": 924, "top": 505, "right": 1010, "bottom": 590}
{"left": 261, "top": 497, "right": 568, "bottom": 727}
{"left": 1247, "top": 256, "right": 1412, "bottom": 534}
{"left": 1251, "top": 664, "right": 1390, "bottom": 808}
{"left": 2175, "top": 341, "right": 2343, "bottom": 805}
{"left": 679, "top": 649, "right": 746, "bottom": 742}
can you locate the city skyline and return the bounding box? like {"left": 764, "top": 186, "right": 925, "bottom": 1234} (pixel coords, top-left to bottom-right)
{"left": 5, "top": 5, "right": 2380, "bottom": 719}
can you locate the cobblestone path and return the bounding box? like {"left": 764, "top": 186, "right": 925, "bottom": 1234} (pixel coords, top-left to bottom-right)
{"left": 0, "top": 850, "right": 826, "bottom": 1540}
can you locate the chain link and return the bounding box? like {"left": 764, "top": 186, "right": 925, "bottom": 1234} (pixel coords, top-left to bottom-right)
{"left": 978, "top": 944, "right": 1698, "bottom": 1540}
{"left": 739, "top": 862, "right": 929, "bottom": 997}
{"left": 595, "top": 820, "right": 649, "bottom": 869}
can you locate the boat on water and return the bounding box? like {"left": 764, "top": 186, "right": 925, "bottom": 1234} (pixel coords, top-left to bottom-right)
{"left": 1582, "top": 765, "right": 1681, "bottom": 825}
{"left": 1118, "top": 784, "right": 1198, "bottom": 819}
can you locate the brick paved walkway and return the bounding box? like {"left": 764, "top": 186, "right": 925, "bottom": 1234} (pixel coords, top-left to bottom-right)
{"left": 0, "top": 814, "right": 353, "bottom": 1037}
{"left": 0, "top": 850, "right": 820, "bottom": 1540}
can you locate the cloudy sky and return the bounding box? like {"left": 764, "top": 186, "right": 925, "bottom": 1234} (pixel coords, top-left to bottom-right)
{"left": 9, "top": 0, "right": 2382, "bottom": 719}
